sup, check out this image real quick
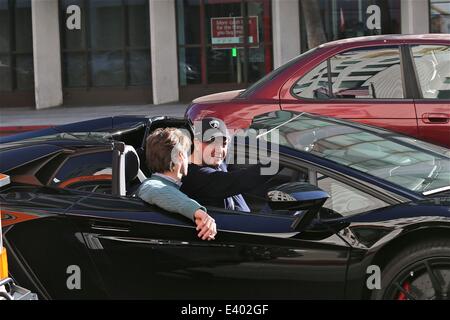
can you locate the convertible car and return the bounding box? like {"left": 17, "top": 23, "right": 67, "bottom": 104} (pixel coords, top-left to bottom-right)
{"left": 0, "top": 111, "right": 449, "bottom": 300}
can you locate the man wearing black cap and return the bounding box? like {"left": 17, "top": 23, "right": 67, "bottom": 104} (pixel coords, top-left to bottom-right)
{"left": 180, "top": 117, "right": 270, "bottom": 212}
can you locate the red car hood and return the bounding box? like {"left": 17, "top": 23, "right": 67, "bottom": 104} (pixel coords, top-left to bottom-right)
{"left": 192, "top": 89, "right": 245, "bottom": 104}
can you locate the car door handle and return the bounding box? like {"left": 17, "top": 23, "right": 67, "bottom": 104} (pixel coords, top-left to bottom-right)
{"left": 422, "top": 113, "right": 449, "bottom": 124}
{"left": 90, "top": 221, "right": 130, "bottom": 232}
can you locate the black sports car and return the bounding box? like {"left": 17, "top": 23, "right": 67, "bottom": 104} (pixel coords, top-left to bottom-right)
{"left": 0, "top": 111, "right": 449, "bottom": 300}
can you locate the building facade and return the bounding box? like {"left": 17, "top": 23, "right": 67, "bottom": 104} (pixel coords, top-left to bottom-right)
{"left": 0, "top": 0, "right": 448, "bottom": 109}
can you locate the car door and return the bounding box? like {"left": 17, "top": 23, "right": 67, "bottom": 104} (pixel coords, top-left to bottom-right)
{"left": 1, "top": 186, "right": 109, "bottom": 299}
{"left": 66, "top": 192, "right": 350, "bottom": 299}
{"left": 408, "top": 44, "right": 450, "bottom": 147}
{"left": 281, "top": 45, "right": 418, "bottom": 138}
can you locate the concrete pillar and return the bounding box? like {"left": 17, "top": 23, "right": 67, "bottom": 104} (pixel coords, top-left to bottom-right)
{"left": 31, "top": 0, "right": 63, "bottom": 109}
{"left": 401, "top": 0, "right": 430, "bottom": 34}
{"left": 149, "top": 0, "right": 179, "bottom": 104}
{"left": 272, "top": 0, "right": 301, "bottom": 69}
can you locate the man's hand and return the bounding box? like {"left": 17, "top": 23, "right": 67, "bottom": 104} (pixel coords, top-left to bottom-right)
{"left": 194, "top": 209, "right": 217, "bottom": 241}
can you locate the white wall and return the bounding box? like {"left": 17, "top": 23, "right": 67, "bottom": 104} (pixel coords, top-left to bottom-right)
{"left": 401, "top": 0, "right": 430, "bottom": 34}
{"left": 31, "top": 0, "right": 63, "bottom": 109}
{"left": 272, "top": 0, "right": 301, "bottom": 69}
{"left": 149, "top": 0, "right": 179, "bottom": 104}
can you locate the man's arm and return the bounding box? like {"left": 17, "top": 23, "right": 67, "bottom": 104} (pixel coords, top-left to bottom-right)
{"left": 183, "top": 164, "right": 272, "bottom": 198}
{"left": 137, "top": 180, "right": 217, "bottom": 241}
{"left": 138, "top": 183, "right": 205, "bottom": 221}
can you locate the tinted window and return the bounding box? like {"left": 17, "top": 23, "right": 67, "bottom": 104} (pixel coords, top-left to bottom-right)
{"left": 242, "top": 47, "right": 318, "bottom": 97}
{"left": 317, "top": 173, "right": 388, "bottom": 216}
{"left": 292, "top": 60, "right": 330, "bottom": 98}
{"left": 0, "top": 0, "right": 34, "bottom": 91}
{"left": 60, "top": 0, "right": 151, "bottom": 88}
{"left": 411, "top": 45, "right": 450, "bottom": 99}
{"left": 176, "top": 0, "right": 273, "bottom": 87}
{"left": 293, "top": 46, "right": 404, "bottom": 99}
{"left": 51, "top": 151, "right": 112, "bottom": 192}
{"left": 430, "top": 0, "right": 450, "bottom": 33}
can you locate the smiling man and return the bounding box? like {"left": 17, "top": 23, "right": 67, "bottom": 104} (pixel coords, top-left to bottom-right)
{"left": 180, "top": 117, "right": 271, "bottom": 212}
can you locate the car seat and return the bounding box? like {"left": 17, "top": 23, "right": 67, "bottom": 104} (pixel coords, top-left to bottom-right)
{"left": 122, "top": 145, "right": 146, "bottom": 196}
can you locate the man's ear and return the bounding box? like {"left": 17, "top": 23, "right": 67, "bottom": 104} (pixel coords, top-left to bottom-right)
{"left": 178, "top": 150, "right": 186, "bottom": 161}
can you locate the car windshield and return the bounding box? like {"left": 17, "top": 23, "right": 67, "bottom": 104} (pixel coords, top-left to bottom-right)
{"left": 253, "top": 111, "right": 450, "bottom": 195}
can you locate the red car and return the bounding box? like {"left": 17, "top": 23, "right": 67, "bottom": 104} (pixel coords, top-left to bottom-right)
{"left": 186, "top": 34, "right": 450, "bottom": 147}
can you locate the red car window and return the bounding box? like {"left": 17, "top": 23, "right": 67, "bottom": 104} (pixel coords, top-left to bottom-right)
{"left": 293, "top": 46, "right": 404, "bottom": 100}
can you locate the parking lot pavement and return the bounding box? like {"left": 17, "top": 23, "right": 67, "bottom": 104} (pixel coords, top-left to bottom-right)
{"left": 0, "top": 103, "right": 188, "bottom": 136}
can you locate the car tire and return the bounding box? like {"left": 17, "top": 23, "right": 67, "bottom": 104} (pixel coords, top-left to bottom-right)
{"left": 371, "top": 237, "right": 450, "bottom": 300}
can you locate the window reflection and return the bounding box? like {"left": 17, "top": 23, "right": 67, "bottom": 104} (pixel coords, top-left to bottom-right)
{"left": 207, "top": 47, "right": 244, "bottom": 84}
{"left": 300, "top": 0, "right": 401, "bottom": 52}
{"left": 15, "top": 54, "right": 34, "bottom": 90}
{"left": 0, "top": 0, "right": 9, "bottom": 51}
{"left": 14, "top": 0, "right": 33, "bottom": 52}
{"left": 129, "top": 50, "right": 152, "bottom": 86}
{"left": 0, "top": 54, "right": 11, "bottom": 90}
{"left": 63, "top": 53, "right": 87, "bottom": 87}
{"left": 91, "top": 51, "right": 125, "bottom": 87}
{"left": 294, "top": 47, "right": 404, "bottom": 99}
{"left": 430, "top": 0, "right": 450, "bottom": 33}
{"left": 89, "top": 0, "right": 124, "bottom": 50}
{"left": 176, "top": 0, "right": 201, "bottom": 46}
{"left": 258, "top": 112, "right": 450, "bottom": 194}
{"left": 178, "top": 47, "right": 201, "bottom": 86}
{"left": 0, "top": 0, "right": 34, "bottom": 92}
{"left": 60, "top": 0, "right": 151, "bottom": 88}
{"left": 318, "top": 173, "right": 388, "bottom": 216}
{"left": 176, "top": 0, "right": 272, "bottom": 87}
{"left": 330, "top": 47, "right": 403, "bottom": 99}
{"left": 412, "top": 45, "right": 450, "bottom": 99}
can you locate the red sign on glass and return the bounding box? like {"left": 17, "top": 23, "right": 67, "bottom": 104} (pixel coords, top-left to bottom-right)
{"left": 211, "top": 16, "right": 259, "bottom": 48}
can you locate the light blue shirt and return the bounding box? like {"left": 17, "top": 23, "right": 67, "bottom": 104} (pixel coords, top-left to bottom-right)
{"left": 136, "top": 174, "right": 206, "bottom": 221}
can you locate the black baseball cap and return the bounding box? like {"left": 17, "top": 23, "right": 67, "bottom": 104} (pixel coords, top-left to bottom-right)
{"left": 193, "top": 117, "right": 230, "bottom": 143}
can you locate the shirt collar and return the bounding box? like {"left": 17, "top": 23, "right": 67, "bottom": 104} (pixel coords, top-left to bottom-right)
{"left": 152, "top": 173, "right": 183, "bottom": 187}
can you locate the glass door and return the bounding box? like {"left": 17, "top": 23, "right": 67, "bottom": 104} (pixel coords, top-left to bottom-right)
{"left": 176, "top": 0, "right": 273, "bottom": 101}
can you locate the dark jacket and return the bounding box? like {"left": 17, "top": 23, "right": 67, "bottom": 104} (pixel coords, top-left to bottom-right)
{"left": 180, "top": 163, "right": 270, "bottom": 212}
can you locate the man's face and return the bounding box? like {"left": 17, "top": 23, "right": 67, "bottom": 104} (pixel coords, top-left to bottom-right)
{"left": 201, "top": 136, "right": 228, "bottom": 168}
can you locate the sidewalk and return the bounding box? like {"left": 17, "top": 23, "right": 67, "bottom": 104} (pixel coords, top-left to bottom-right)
{"left": 0, "top": 103, "right": 188, "bottom": 135}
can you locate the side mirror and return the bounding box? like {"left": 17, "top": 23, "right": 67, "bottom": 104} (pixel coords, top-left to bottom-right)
{"left": 267, "top": 182, "right": 329, "bottom": 231}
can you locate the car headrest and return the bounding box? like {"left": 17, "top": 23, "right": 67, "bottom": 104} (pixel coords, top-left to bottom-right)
{"left": 124, "top": 145, "right": 140, "bottom": 183}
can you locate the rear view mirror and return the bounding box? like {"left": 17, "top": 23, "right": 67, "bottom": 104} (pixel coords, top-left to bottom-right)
{"left": 267, "top": 182, "right": 329, "bottom": 231}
